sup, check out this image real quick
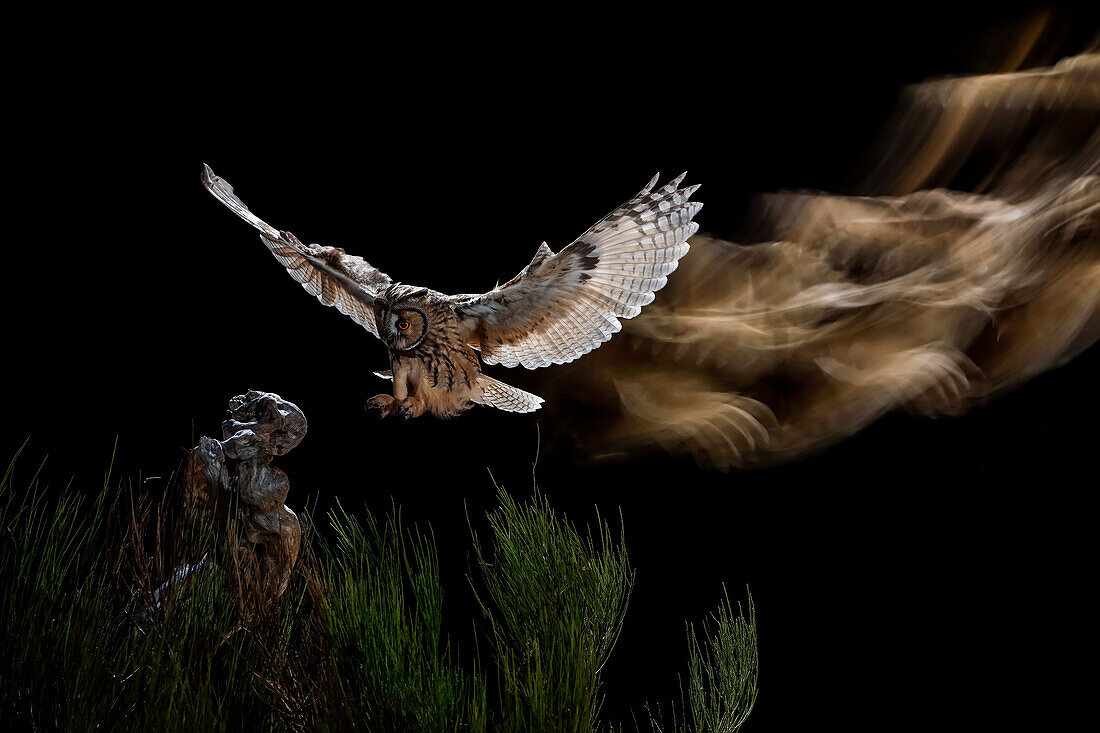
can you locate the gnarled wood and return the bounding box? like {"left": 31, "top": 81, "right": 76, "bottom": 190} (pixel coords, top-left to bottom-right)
{"left": 182, "top": 390, "right": 306, "bottom": 616}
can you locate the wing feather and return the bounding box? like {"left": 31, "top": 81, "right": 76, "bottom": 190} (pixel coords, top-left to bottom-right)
{"left": 451, "top": 173, "right": 700, "bottom": 369}
{"left": 202, "top": 164, "right": 391, "bottom": 337}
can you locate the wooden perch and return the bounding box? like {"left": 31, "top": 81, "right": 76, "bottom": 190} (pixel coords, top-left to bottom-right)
{"left": 183, "top": 390, "right": 307, "bottom": 616}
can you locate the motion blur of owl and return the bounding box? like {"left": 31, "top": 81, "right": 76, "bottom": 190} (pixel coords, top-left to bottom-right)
{"left": 201, "top": 165, "right": 701, "bottom": 419}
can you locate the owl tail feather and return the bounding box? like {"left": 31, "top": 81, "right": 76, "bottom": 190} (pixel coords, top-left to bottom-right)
{"left": 473, "top": 374, "right": 544, "bottom": 413}
{"left": 372, "top": 370, "right": 544, "bottom": 413}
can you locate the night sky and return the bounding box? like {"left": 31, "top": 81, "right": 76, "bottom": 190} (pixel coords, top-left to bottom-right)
{"left": 5, "top": 5, "right": 1096, "bottom": 729}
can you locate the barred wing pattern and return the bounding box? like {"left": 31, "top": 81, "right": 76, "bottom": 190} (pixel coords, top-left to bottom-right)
{"left": 202, "top": 165, "right": 392, "bottom": 336}
{"left": 452, "top": 173, "right": 701, "bottom": 369}
{"left": 472, "top": 374, "right": 545, "bottom": 413}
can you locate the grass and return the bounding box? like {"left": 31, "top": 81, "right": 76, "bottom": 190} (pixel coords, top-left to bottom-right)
{"left": 0, "top": 446, "right": 758, "bottom": 731}
{"left": 646, "top": 587, "right": 759, "bottom": 733}
{"left": 316, "top": 503, "right": 487, "bottom": 731}
{"left": 471, "top": 488, "right": 633, "bottom": 732}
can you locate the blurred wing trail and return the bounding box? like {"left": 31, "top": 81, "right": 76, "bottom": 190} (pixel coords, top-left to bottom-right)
{"left": 550, "top": 53, "right": 1099, "bottom": 469}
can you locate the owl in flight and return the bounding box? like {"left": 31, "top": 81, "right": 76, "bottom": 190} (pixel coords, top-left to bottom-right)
{"left": 202, "top": 165, "right": 701, "bottom": 419}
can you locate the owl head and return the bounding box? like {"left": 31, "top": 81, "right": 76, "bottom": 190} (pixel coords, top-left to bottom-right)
{"left": 375, "top": 284, "right": 430, "bottom": 352}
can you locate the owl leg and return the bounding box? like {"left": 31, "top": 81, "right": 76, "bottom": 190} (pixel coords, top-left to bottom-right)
{"left": 396, "top": 395, "right": 426, "bottom": 420}
{"left": 365, "top": 393, "right": 398, "bottom": 417}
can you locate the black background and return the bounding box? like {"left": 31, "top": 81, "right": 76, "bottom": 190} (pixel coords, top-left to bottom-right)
{"left": 4, "top": 5, "right": 1097, "bottom": 730}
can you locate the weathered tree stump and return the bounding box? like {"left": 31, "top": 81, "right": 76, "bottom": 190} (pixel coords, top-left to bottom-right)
{"left": 183, "top": 390, "right": 306, "bottom": 616}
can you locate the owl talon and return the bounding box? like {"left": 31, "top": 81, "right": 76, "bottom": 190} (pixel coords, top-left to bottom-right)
{"left": 394, "top": 397, "right": 425, "bottom": 420}
{"left": 365, "top": 394, "right": 396, "bottom": 417}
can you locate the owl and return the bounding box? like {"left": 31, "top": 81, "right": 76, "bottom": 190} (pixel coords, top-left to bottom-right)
{"left": 202, "top": 164, "right": 701, "bottom": 419}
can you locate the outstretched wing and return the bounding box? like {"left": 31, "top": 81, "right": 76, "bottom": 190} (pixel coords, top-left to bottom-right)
{"left": 202, "top": 164, "right": 392, "bottom": 337}
{"left": 451, "top": 173, "right": 700, "bottom": 368}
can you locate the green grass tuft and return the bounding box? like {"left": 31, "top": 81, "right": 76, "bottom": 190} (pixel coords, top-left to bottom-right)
{"left": 646, "top": 587, "right": 759, "bottom": 733}
{"left": 471, "top": 486, "right": 634, "bottom": 732}
{"left": 0, "top": 447, "right": 758, "bottom": 731}
{"left": 315, "top": 501, "right": 487, "bottom": 731}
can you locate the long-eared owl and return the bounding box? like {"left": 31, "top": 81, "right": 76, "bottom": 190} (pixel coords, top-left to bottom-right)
{"left": 202, "top": 165, "right": 701, "bottom": 419}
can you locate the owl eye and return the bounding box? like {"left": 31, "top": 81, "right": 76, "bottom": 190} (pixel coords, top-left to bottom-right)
{"left": 397, "top": 318, "right": 410, "bottom": 331}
